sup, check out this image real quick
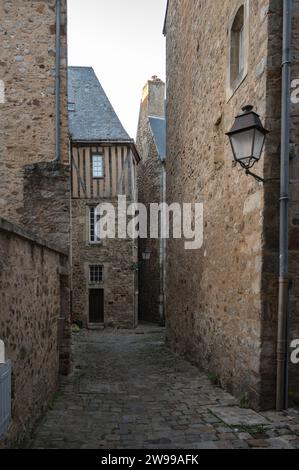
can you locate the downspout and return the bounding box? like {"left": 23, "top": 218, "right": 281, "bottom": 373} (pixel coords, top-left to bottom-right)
{"left": 55, "top": 0, "right": 61, "bottom": 162}
{"left": 276, "top": 0, "right": 292, "bottom": 411}
{"left": 159, "top": 161, "right": 166, "bottom": 326}
{"left": 162, "top": 164, "right": 167, "bottom": 324}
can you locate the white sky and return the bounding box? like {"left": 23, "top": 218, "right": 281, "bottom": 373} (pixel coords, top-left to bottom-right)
{"left": 68, "top": 0, "right": 167, "bottom": 139}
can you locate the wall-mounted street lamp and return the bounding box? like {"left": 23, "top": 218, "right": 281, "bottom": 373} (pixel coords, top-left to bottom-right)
{"left": 130, "top": 249, "right": 152, "bottom": 272}
{"left": 226, "top": 105, "right": 269, "bottom": 183}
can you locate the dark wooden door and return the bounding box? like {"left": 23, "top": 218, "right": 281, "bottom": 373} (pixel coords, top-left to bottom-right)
{"left": 89, "top": 289, "right": 104, "bottom": 323}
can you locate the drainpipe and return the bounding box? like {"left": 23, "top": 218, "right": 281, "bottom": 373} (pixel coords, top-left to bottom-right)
{"left": 159, "top": 162, "right": 166, "bottom": 326}
{"left": 55, "top": 0, "right": 61, "bottom": 162}
{"left": 276, "top": 0, "right": 292, "bottom": 411}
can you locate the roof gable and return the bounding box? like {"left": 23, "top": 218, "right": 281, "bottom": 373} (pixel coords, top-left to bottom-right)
{"left": 68, "top": 66, "right": 131, "bottom": 142}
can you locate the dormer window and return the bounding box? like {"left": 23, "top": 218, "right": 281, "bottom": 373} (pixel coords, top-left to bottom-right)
{"left": 227, "top": 1, "right": 249, "bottom": 100}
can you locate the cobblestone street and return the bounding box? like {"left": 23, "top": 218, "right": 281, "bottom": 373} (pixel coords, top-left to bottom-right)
{"left": 29, "top": 325, "right": 299, "bottom": 449}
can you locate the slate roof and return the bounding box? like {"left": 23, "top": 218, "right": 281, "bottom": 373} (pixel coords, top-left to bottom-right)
{"left": 68, "top": 66, "right": 131, "bottom": 142}
{"left": 149, "top": 116, "right": 166, "bottom": 160}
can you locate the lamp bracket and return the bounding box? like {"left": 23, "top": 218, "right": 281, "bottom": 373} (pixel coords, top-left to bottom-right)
{"left": 245, "top": 169, "right": 265, "bottom": 183}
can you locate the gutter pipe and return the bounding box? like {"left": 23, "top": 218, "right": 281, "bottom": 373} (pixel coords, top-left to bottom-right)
{"left": 159, "top": 161, "right": 166, "bottom": 326}
{"left": 55, "top": 0, "right": 61, "bottom": 162}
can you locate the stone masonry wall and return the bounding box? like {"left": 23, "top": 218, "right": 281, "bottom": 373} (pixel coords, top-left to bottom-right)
{"left": 260, "top": 0, "right": 299, "bottom": 407}
{"left": 0, "top": 0, "right": 69, "bottom": 224}
{"left": 137, "top": 138, "right": 161, "bottom": 324}
{"left": 71, "top": 198, "right": 138, "bottom": 329}
{"left": 0, "top": 219, "right": 69, "bottom": 447}
{"left": 136, "top": 78, "right": 165, "bottom": 324}
{"left": 0, "top": 0, "right": 71, "bottom": 444}
{"left": 288, "top": 0, "right": 299, "bottom": 405}
{"left": 21, "top": 162, "right": 70, "bottom": 252}
{"left": 165, "top": 0, "right": 286, "bottom": 410}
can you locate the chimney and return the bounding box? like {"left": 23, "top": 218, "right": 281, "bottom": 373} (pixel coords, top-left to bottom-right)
{"left": 136, "top": 76, "right": 165, "bottom": 158}
{"left": 141, "top": 76, "right": 165, "bottom": 118}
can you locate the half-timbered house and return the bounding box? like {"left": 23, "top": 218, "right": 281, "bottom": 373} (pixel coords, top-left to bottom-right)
{"left": 68, "top": 66, "right": 139, "bottom": 328}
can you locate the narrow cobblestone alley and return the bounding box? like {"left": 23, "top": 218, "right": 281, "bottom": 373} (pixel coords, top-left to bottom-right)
{"left": 29, "top": 325, "right": 299, "bottom": 449}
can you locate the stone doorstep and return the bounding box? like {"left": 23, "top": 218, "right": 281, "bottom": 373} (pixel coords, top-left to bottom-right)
{"left": 208, "top": 406, "right": 269, "bottom": 427}
{"left": 87, "top": 323, "right": 105, "bottom": 331}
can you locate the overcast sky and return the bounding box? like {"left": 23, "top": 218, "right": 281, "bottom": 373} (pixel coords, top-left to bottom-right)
{"left": 68, "top": 0, "right": 167, "bottom": 139}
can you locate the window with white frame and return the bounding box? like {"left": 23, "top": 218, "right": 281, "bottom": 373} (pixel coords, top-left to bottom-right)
{"left": 89, "top": 206, "right": 101, "bottom": 243}
{"left": 92, "top": 154, "right": 104, "bottom": 178}
{"left": 89, "top": 265, "right": 103, "bottom": 284}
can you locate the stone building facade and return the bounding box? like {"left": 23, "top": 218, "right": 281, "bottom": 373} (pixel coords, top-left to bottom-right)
{"left": 0, "top": 0, "right": 69, "bottom": 226}
{"left": 0, "top": 0, "right": 71, "bottom": 445}
{"left": 164, "top": 0, "right": 299, "bottom": 409}
{"left": 136, "top": 77, "right": 166, "bottom": 324}
{"left": 69, "top": 67, "right": 139, "bottom": 329}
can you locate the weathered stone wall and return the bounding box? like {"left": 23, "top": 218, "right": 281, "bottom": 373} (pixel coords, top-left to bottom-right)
{"left": 71, "top": 198, "right": 138, "bottom": 329}
{"left": 0, "top": 219, "right": 69, "bottom": 447}
{"left": 261, "top": 0, "right": 299, "bottom": 407}
{"left": 0, "top": 0, "right": 71, "bottom": 445}
{"left": 0, "top": 0, "right": 71, "bottom": 369}
{"left": 164, "top": 0, "right": 299, "bottom": 409}
{"left": 0, "top": 0, "right": 69, "bottom": 224}
{"left": 288, "top": 0, "right": 299, "bottom": 406}
{"left": 136, "top": 78, "right": 165, "bottom": 324}
{"left": 21, "top": 162, "right": 70, "bottom": 252}
{"left": 137, "top": 135, "right": 161, "bottom": 323}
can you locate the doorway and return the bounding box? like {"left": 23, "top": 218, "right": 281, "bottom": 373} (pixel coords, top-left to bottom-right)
{"left": 89, "top": 289, "right": 104, "bottom": 324}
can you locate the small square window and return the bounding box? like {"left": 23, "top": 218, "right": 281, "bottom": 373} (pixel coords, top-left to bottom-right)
{"left": 68, "top": 102, "right": 76, "bottom": 112}
{"left": 89, "top": 265, "right": 103, "bottom": 284}
{"left": 92, "top": 155, "right": 104, "bottom": 178}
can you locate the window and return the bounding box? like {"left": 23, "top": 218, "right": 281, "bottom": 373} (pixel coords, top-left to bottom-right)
{"left": 89, "top": 265, "right": 103, "bottom": 284}
{"left": 89, "top": 206, "right": 101, "bottom": 244}
{"left": 92, "top": 154, "right": 104, "bottom": 178}
{"left": 68, "top": 102, "right": 76, "bottom": 112}
{"left": 227, "top": 2, "right": 248, "bottom": 99}
{"left": 231, "top": 6, "right": 245, "bottom": 85}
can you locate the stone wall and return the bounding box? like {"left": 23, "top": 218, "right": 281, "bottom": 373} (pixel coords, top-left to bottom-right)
{"left": 0, "top": 0, "right": 69, "bottom": 224}
{"left": 261, "top": 0, "right": 299, "bottom": 406}
{"left": 165, "top": 0, "right": 299, "bottom": 409}
{"left": 71, "top": 198, "right": 138, "bottom": 329}
{"left": 0, "top": 219, "right": 69, "bottom": 447}
{"left": 21, "top": 162, "right": 70, "bottom": 252}
{"left": 0, "top": 0, "right": 71, "bottom": 445}
{"left": 136, "top": 78, "right": 165, "bottom": 324}
{"left": 288, "top": 0, "right": 299, "bottom": 405}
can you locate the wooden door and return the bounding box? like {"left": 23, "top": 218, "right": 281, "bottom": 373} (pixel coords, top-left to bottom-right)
{"left": 89, "top": 289, "right": 104, "bottom": 323}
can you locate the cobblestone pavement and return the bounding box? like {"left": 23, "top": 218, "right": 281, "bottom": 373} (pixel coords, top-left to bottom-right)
{"left": 29, "top": 325, "right": 299, "bottom": 449}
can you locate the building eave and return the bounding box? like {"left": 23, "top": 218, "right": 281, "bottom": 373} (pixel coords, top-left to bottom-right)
{"left": 71, "top": 139, "right": 141, "bottom": 164}
{"left": 163, "top": 0, "right": 169, "bottom": 36}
